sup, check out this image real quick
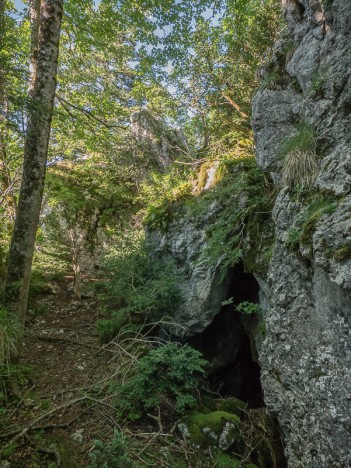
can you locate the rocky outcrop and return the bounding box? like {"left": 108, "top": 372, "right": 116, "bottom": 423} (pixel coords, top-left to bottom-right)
{"left": 252, "top": 0, "right": 351, "bottom": 466}
{"left": 146, "top": 201, "right": 231, "bottom": 336}
{"left": 131, "top": 109, "right": 191, "bottom": 170}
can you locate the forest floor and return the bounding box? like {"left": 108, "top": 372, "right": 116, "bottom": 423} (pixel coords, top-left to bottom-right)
{"left": 0, "top": 277, "right": 127, "bottom": 467}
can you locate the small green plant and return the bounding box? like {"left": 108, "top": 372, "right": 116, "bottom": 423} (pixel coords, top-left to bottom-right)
{"left": 280, "top": 123, "right": 319, "bottom": 191}
{"left": 236, "top": 301, "right": 262, "bottom": 316}
{"left": 300, "top": 195, "right": 338, "bottom": 245}
{"left": 309, "top": 69, "right": 326, "bottom": 95}
{"left": 285, "top": 228, "right": 301, "bottom": 250}
{"left": 88, "top": 431, "right": 136, "bottom": 468}
{"left": 280, "top": 122, "right": 316, "bottom": 156}
{"left": 115, "top": 343, "right": 207, "bottom": 421}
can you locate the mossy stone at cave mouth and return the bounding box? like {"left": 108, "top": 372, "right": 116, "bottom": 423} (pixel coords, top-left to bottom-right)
{"left": 178, "top": 410, "right": 241, "bottom": 449}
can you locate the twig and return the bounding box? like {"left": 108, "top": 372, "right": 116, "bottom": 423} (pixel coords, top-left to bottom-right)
{"left": 38, "top": 446, "right": 62, "bottom": 467}
{"left": 35, "top": 334, "right": 100, "bottom": 350}
{"left": 2, "top": 396, "right": 114, "bottom": 447}
{"left": 147, "top": 406, "right": 163, "bottom": 433}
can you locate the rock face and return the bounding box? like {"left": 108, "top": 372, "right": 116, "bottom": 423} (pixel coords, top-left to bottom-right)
{"left": 131, "top": 109, "right": 191, "bottom": 170}
{"left": 252, "top": 0, "right": 351, "bottom": 466}
{"left": 146, "top": 201, "right": 231, "bottom": 337}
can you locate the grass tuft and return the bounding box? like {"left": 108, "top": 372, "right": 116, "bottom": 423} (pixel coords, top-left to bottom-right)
{"left": 282, "top": 150, "right": 319, "bottom": 190}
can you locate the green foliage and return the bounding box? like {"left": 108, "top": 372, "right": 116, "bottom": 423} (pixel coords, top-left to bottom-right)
{"left": 280, "top": 123, "right": 316, "bottom": 157}
{"left": 146, "top": 155, "right": 275, "bottom": 277}
{"left": 285, "top": 228, "right": 301, "bottom": 251}
{"left": 88, "top": 431, "right": 136, "bottom": 468}
{"left": 280, "top": 123, "right": 319, "bottom": 191}
{"left": 198, "top": 156, "right": 274, "bottom": 276}
{"left": 284, "top": 193, "right": 338, "bottom": 253}
{"left": 96, "top": 235, "right": 182, "bottom": 342}
{"left": 309, "top": 68, "right": 327, "bottom": 96}
{"left": 142, "top": 169, "right": 193, "bottom": 232}
{"left": 115, "top": 343, "right": 207, "bottom": 421}
{"left": 236, "top": 301, "right": 262, "bottom": 316}
{"left": 300, "top": 195, "right": 338, "bottom": 246}
{"left": 0, "top": 307, "right": 19, "bottom": 366}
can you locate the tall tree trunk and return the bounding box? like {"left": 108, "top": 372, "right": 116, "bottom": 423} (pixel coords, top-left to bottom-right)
{"left": 4, "top": 0, "right": 64, "bottom": 363}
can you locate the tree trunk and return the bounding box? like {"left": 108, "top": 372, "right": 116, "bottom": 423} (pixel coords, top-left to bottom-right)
{"left": 4, "top": 0, "right": 64, "bottom": 363}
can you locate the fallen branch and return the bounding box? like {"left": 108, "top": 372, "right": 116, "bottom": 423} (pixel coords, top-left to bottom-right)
{"left": 2, "top": 396, "right": 114, "bottom": 448}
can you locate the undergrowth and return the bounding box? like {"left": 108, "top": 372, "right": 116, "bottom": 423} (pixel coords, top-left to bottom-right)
{"left": 96, "top": 233, "right": 182, "bottom": 343}
{"left": 114, "top": 342, "right": 207, "bottom": 421}
{"left": 0, "top": 308, "right": 30, "bottom": 399}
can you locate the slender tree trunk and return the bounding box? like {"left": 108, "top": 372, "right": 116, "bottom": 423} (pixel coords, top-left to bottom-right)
{"left": 4, "top": 0, "right": 64, "bottom": 363}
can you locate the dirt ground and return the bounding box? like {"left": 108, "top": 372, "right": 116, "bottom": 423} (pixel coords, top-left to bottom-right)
{"left": 0, "top": 278, "right": 120, "bottom": 467}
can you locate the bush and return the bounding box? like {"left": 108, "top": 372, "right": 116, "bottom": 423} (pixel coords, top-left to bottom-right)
{"left": 96, "top": 236, "right": 182, "bottom": 342}
{"left": 115, "top": 342, "right": 207, "bottom": 421}
{"left": 88, "top": 431, "right": 136, "bottom": 468}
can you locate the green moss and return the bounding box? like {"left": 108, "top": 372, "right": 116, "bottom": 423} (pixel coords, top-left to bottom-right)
{"left": 180, "top": 410, "right": 240, "bottom": 448}
{"left": 213, "top": 398, "right": 246, "bottom": 415}
{"left": 333, "top": 242, "right": 351, "bottom": 262}
{"left": 200, "top": 396, "right": 246, "bottom": 416}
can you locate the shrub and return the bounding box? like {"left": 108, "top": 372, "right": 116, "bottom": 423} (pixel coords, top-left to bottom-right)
{"left": 96, "top": 236, "right": 182, "bottom": 342}
{"left": 115, "top": 343, "right": 207, "bottom": 421}
{"left": 88, "top": 431, "right": 136, "bottom": 468}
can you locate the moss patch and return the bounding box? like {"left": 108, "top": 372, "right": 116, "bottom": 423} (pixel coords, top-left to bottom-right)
{"left": 333, "top": 241, "right": 351, "bottom": 262}
{"left": 200, "top": 396, "right": 246, "bottom": 416}
{"left": 178, "top": 410, "right": 240, "bottom": 449}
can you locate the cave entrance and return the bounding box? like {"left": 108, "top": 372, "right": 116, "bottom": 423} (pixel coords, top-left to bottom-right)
{"left": 188, "top": 261, "right": 263, "bottom": 407}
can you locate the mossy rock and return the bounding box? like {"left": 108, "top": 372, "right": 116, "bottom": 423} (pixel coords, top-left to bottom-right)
{"left": 178, "top": 410, "right": 241, "bottom": 449}
{"left": 333, "top": 242, "right": 351, "bottom": 262}
{"left": 200, "top": 396, "right": 246, "bottom": 416}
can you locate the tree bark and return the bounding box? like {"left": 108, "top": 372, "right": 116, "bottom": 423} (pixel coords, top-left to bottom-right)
{"left": 4, "top": 0, "right": 64, "bottom": 363}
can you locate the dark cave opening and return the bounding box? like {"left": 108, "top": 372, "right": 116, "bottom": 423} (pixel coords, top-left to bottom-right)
{"left": 188, "top": 262, "right": 264, "bottom": 407}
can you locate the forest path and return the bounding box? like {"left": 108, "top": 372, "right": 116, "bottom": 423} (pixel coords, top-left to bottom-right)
{"left": 0, "top": 278, "right": 116, "bottom": 467}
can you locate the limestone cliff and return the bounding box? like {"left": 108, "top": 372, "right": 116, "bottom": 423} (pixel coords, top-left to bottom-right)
{"left": 145, "top": 0, "right": 351, "bottom": 465}
{"left": 252, "top": 0, "right": 351, "bottom": 466}
{"left": 131, "top": 109, "right": 192, "bottom": 170}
